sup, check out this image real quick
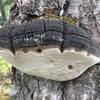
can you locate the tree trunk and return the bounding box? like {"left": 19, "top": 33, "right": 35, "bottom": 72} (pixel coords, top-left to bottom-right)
{"left": 10, "top": 0, "right": 100, "bottom": 100}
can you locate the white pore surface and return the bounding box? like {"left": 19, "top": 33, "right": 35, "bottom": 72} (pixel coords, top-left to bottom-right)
{"left": 0, "top": 48, "right": 100, "bottom": 81}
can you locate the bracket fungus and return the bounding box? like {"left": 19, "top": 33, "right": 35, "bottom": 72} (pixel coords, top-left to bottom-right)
{"left": 0, "top": 19, "right": 100, "bottom": 81}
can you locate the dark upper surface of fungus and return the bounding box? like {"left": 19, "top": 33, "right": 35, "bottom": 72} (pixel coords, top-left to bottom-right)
{"left": 0, "top": 18, "right": 100, "bottom": 81}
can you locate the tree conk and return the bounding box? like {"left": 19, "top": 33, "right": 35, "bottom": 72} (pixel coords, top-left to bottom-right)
{"left": 0, "top": 19, "right": 100, "bottom": 81}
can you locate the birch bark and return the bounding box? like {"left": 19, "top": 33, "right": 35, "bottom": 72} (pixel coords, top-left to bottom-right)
{"left": 10, "top": 0, "right": 100, "bottom": 100}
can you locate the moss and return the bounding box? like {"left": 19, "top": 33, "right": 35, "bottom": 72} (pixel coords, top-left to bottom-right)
{"left": 45, "top": 14, "right": 77, "bottom": 25}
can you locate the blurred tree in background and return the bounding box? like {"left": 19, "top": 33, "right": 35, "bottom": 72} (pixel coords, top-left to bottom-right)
{"left": 0, "top": 0, "right": 13, "bottom": 27}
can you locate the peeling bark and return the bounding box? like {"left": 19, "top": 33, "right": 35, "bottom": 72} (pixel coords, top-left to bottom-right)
{"left": 10, "top": 0, "right": 100, "bottom": 100}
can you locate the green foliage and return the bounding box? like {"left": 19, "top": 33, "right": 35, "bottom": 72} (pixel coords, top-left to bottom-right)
{"left": 0, "top": 57, "right": 11, "bottom": 74}
{"left": 0, "top": 0, "right": 13, "bottom": 26}
{"left": 3, "top": 0, "right": 13, "bottom": 17}
{"left": 4, "top": 0, "right": 13, "bottom": 5}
